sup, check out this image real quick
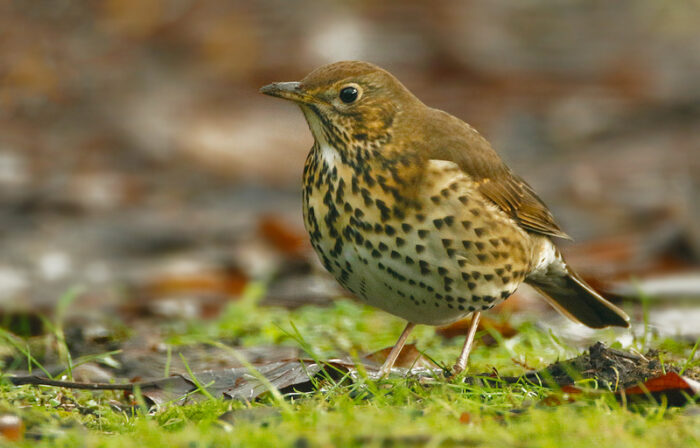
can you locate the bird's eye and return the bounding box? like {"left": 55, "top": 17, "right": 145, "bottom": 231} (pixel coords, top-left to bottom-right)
{"left": 339, "top": 86, "right": 359, "bottom": 104}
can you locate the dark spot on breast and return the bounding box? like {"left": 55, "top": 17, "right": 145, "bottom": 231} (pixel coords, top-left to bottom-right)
{"left": 396, "top": 237, "right": 406, "bottom": 247}
{"left": 418, "top": 229, "right": 428, "bottom": 239}
{"left": 375, "top": 199, "right": 391, "bottom": 221}
{"left": 433, "top": 218, "right": 444, "bottom": 229}
{"left": 462, "top": 241, "right": 472, "bottom": 249}
{"left": 474, "top": 228, "right": 485, "bottom": 237}
{"left": 430, "top": 196, "right": 441, "bottom": 204}
{"left": 458, "top": 196, "right": 468, "bottom": 205}
{"left": 390, "top": 250, "right": 401, "bottom": 259}
{"left": 401, "top": 223, "right": 412, "bottom": 232}
{"left": 415, "top": 244, "right": 425, "bottom": 253}
{"left": 419, "top": 260, "right": 430, "bottom": 275}
{"left": 393, "top": 206, "right": 405, "bottom": 220}
{"left": 354, "top": 233, "right": 364, "bottom": 245}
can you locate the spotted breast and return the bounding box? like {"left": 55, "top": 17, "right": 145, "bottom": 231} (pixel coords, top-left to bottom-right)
{"left": 302, "top": 139, "right": 533, "bottom": 326}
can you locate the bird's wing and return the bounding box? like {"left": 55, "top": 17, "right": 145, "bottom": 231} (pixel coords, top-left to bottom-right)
{"left": 474, "top": 170, "right": 570, "bottom": 239}
{"left": 423, "top": 111, "right": 570, "bottom": 239}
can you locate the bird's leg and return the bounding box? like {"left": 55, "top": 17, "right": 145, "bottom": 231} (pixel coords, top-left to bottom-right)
{"left": 451, "top": 312, "right": 481, "bottom": 377}
{"left": 377, "top": 322, "right": 417, "bottom": 378}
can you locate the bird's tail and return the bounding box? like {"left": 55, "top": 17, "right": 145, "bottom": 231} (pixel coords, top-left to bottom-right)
{"left": 526, "top": 246, "right": 630, "bottom": 329}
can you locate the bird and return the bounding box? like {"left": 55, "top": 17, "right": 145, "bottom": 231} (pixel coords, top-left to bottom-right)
{"left": 260, "top": 61, "right": 629, "bottom": 378}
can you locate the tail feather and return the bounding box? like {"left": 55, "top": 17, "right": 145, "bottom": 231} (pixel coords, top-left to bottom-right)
{"left": 526, "top": 246, "right": 630, "bottom": 328}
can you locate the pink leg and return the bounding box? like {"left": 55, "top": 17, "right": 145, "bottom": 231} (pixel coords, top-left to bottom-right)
{"left": 451, "top": 312, "right": 481, "bottom": 376}
{"left": 377, "top": 322, "right": 417, "bottom": 378}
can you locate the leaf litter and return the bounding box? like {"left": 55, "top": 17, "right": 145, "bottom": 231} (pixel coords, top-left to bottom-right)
{"left": 6, "top": 342, "right": 698, "bottom": 409}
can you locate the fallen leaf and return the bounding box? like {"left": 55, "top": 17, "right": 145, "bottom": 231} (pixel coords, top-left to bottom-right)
{"left": 0, "top": 415, "right": 24, "bottom": 441}
{"left": 436, "top": 316, "right": 517, "bottom": 345}
{"left": 363, "top": 343, "right": 439, "bottom": 369}
{"left": 459, "top": 412, "right": 471, "bottom": 424}
{"left": 622, "top": 372, "right": 700, "bottom": 406}
{"left": 7, "top": 360, "right": 348, "bottom": 406}
{"left": 258, "top": 215, "right": 309, "bottom": 257}
{"left": 123, "top": 266, "right": 249, "bottom": 319}
{"left": 143, "top": 267, "right": 248, "bottom": 298}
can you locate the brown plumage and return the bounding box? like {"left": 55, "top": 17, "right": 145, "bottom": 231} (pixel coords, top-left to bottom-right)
{"left": 260, "top": 61, "right": 629, "bottom": 377}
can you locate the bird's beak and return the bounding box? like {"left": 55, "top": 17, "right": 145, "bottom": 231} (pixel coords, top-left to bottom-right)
{"left": 259, "top": 81, "right": 312, "bottom": 103}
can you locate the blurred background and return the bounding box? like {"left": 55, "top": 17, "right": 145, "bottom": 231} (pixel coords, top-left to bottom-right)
{"left": 1, "top": 1, "right": 698, "bottom": 336}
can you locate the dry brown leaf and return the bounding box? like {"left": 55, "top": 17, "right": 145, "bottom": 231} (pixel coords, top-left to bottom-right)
{"left": 0, "top": 415, "right": 24, "bottom": 442}
{"left": 144, "top": 268, "right": 248, "bottom": 298}
{"left": 436, "top": 316, "right": 517, "bottom": 345}
{"left": 363, "top": 343, "right": 439, "bottom": 369}
{"left": 622, "top": 372, "right": 700, "bottom": 406}
{"left": 258, "top": 215, "right": 309, "bottom": 257}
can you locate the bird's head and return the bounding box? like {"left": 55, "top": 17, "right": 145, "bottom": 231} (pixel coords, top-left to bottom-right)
{"left": 260, "top": 61, "right": 419, "bottom": 149}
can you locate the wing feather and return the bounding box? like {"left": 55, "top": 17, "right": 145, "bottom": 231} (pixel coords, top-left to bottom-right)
{"left": 422, "top": 109, "right": 570, "bottom": 239}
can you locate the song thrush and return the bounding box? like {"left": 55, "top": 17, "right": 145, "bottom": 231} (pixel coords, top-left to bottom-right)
{"left": 260, "top": 61, "right": 629, "bottom": 377}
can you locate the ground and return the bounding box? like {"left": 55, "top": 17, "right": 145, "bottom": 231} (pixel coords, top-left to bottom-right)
{"left": 1, "top": 293, "right": 698, "bottom": 447}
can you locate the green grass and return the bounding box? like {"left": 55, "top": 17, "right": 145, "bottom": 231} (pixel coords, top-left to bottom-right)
{"left": 1, "top": 296, "right": 699, "bottom": 447}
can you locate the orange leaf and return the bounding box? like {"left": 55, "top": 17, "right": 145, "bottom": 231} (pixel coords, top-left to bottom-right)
{"left": 624, "top": 372, "right": 700, "bottom": 395}
{"left": 363, "top": 343, "right": 438, "bottom": 369}
{"left": 258, "top": 215, "right": 308, "bottom": 257}
{"left": 436, "top": 316, "right": 517, "bottom": 343}
{"left": 0, "top": 415, "right": 24, "bottom": 441}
